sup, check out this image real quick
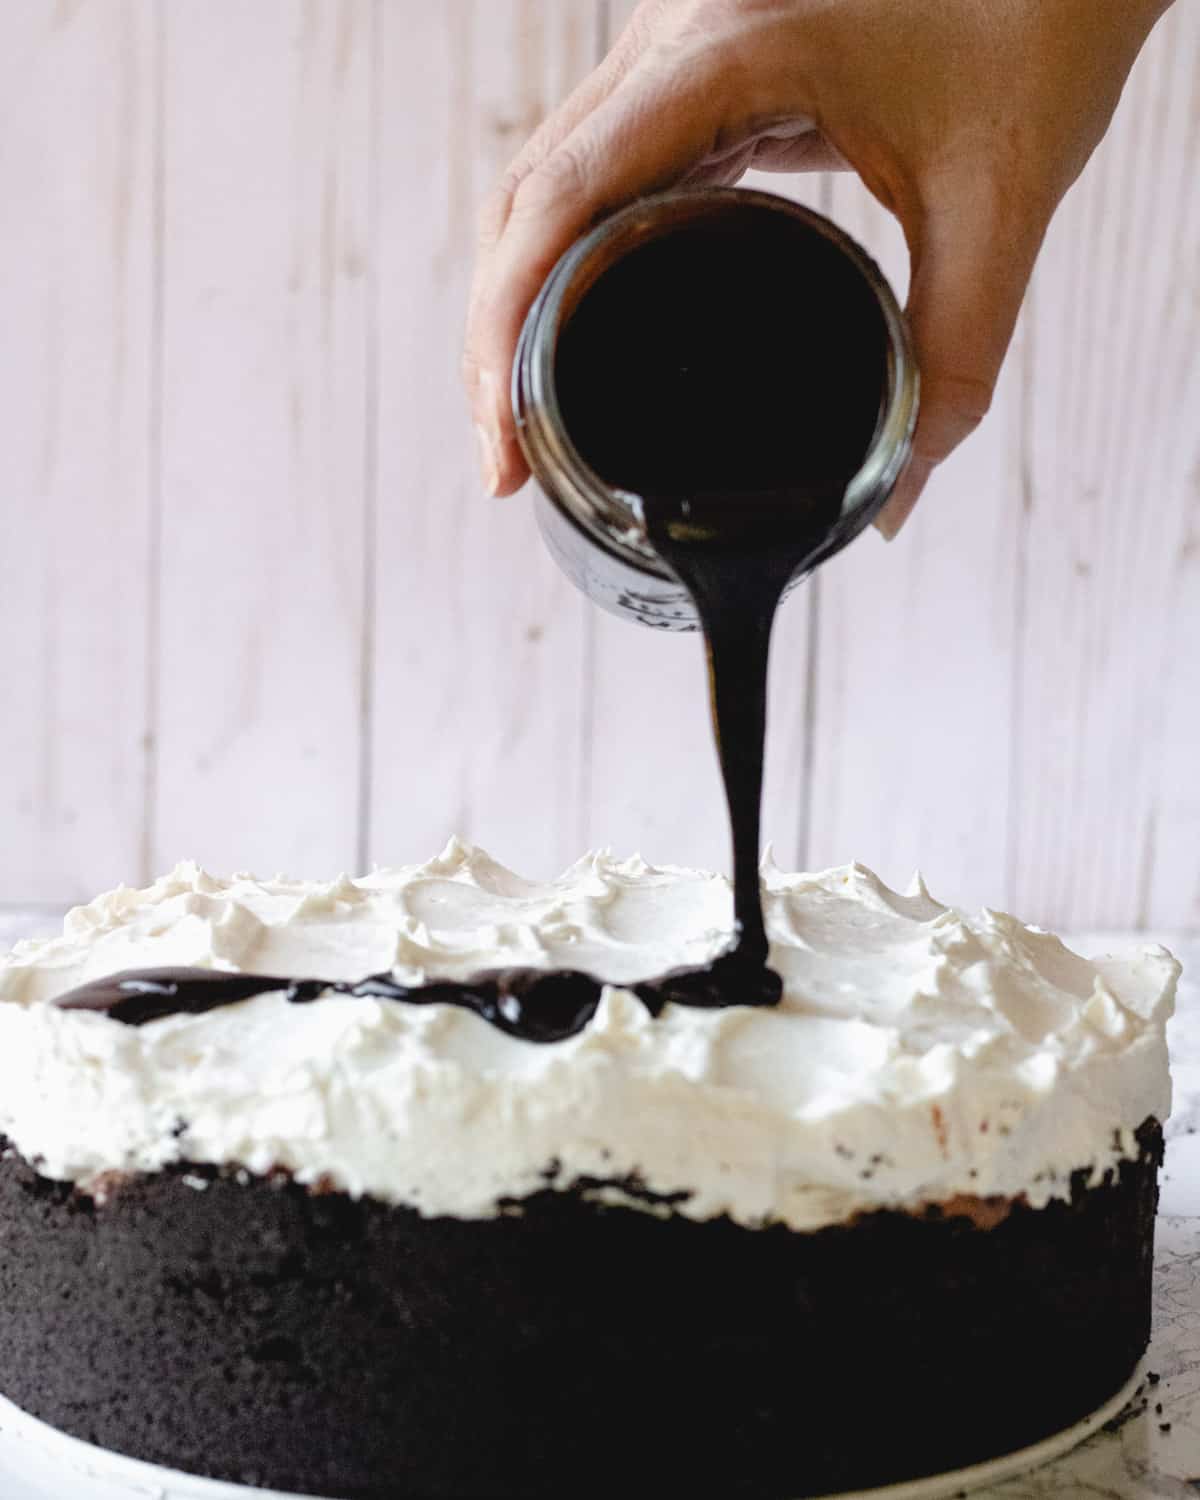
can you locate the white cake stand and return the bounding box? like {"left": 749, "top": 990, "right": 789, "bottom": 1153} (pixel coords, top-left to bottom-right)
{"left": 0, "top": 1362, "right": 1146, "bottom": 1500}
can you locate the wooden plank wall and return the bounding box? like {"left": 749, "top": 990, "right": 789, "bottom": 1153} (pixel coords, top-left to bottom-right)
{"left": 0, "top": 1, "right": 156, "bottom": 903}
{"left": 371, "top": 2, "right": 594, "bottom": 877}
{"left": 154, "top": 0, "right": 371, "bottom": 878}
{"left": 0, "top": 0, "right": 1197, "bottom": 931}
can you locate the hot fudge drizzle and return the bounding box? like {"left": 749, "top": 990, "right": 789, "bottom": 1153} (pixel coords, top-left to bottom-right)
{"left": 54, "top": 960, "right": 773, "bottom": 1043}
{"left": 553, "top": 210, "right": 887, "bottom": 996}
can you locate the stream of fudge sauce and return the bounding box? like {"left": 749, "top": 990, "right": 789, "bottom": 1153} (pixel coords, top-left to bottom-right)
{"left": 554, "top": 208, "right": 887, "bottom": 983}
{"left": 53, "top": 212, "right": 886, "bottom": 1038}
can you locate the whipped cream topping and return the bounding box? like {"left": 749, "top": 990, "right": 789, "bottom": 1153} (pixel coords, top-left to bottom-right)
{"left": 0, "top": 841, "right": 1177, "bottom": 1230}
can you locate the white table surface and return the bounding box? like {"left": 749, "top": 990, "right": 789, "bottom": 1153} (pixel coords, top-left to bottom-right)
{"left": 0, "top": 909, "right": 1197, "bottom": 1500}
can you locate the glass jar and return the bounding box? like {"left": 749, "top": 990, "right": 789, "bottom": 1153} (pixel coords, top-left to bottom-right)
{"left": 512, "top": 185, "right": 919, "bottom": 630}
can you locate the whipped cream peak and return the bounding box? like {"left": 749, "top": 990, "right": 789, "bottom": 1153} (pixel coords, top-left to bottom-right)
{"left": 0, "top": 846, "right": 1177, "bottom": 1231}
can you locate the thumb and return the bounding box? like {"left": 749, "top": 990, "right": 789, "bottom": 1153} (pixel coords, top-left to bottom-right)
{"left": 877, "top": 175, "right": 1047, "bottom": 538}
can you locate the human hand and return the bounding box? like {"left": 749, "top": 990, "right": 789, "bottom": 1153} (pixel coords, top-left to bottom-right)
{"left": 464, "top": 0, "right": 1168, "bottom": 533}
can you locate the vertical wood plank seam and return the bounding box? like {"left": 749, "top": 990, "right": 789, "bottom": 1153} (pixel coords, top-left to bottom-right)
{"left": 1005, "top": 285, "right": 1036, "bottom": 912}
{"left": 594, "top": 0, "right": 610, "bottom": 62}
{"left": 577, "top": 0, "right": 611, "bottom": 854}
{"left": 796, "top": 574, "right": 821, "bottom": 868}
{"left": 357, "top": 0, "right": 382, "bottom": 873}
{"left": 1134, "top": 18, "right": 1200, "bottom": 927}
{"left": 578, "top": 603, "right": 597, "bottom": 855}
{"left": 1136, "top": 808, "right": 1158, "bottom": 931}
{"left": 797, "top": 171, "right": 835, "bottom": 870}
{"left": 140, "top": 0, "right": 167, "bottom": 885}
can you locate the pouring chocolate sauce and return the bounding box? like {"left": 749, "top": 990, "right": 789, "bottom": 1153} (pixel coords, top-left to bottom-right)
{"left": 53, "top": 189, "right": 917, "bottom": 1039}
{"left": 519, "top": 187, "right": 919, "bottom": 996}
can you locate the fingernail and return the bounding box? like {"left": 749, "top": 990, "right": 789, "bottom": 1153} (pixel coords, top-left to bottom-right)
{"left": 874, "top": 500, "right": 912, "bottom": 542}
{"left": 874, "top": 459, "right": 931, "bottom": 540}
{"left": 477, "top": 368, "right": 509, "bottom": 496}
{"left": 475, "top": 423, "right": 500, "bottom": 497}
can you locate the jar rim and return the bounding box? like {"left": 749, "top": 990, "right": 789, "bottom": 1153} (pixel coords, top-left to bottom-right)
{"left": 513, "top": 185, "right": 919, "bottom": 582}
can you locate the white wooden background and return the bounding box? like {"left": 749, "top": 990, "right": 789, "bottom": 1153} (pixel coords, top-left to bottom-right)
{"left": 1, "top": 0, "right": 1197, "bottom": 931}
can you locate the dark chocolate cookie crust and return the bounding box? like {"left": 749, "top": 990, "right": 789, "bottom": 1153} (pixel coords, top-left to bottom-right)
{"left": 0, "top": 1123, "right": 1162, "bottom": 1500}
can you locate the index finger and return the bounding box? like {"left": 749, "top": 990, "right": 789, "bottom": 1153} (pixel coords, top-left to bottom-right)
{"left": 464, "top": 50, "right": 736, "bottom": 496}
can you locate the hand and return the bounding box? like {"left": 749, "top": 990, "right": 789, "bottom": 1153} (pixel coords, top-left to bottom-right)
{"left": 464, "top": 0, "right": 1168, "bottom": 533}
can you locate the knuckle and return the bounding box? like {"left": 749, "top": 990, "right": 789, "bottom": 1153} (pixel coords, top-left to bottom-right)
{"left": 916, "top": 373, "right": 995, "bottom": 461}
{"left": 460, "top": 345, "right": 483, "bottom": 393}
{"left": 940, "top": 373, "right": 995, "bottom": 427}
{"left": 510, "top": 144, "right": 592, "bottom": 219}
{"left": 629, "top": 0, "right": 693, "bottom": 39}
{"left": 476, "top": 168, "right": 524, "bottom": 249}
{"left": 665, "top": 0, "right": 737, "bottom": 55}
{"left": 687, "top": 0, "right": 738, "bottom": 28}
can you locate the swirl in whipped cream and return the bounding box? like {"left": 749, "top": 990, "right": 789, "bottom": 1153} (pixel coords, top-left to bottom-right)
{"left": 51, "top": 950, "right": 780, "bottom": 1039}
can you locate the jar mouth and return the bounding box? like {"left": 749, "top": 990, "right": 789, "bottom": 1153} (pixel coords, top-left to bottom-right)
{"left": 513, "top": 185, "right": 919, "bottom": 582}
